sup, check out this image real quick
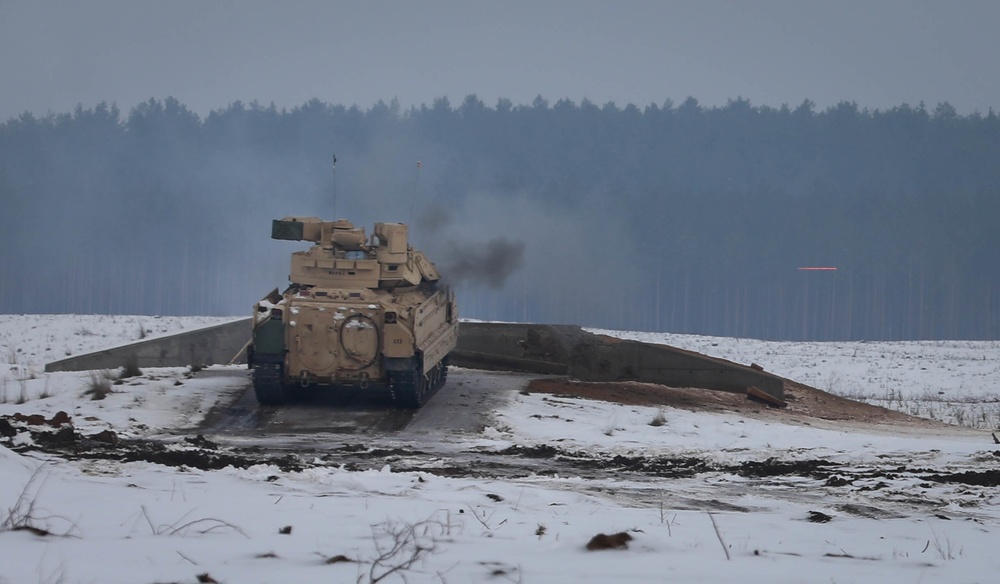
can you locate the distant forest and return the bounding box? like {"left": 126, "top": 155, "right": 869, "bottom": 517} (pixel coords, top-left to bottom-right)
{"left": 1, "top": 95, "right": 998, "bottom": 340}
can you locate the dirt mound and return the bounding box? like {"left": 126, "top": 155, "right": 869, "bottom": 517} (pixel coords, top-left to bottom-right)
{"left": 525, "top": 377, "right": 958, "bottom": 432}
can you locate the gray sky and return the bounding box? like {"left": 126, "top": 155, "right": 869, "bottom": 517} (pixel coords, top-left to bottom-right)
{"left": 2, "top": 0, "right": 998, "bottom": 121}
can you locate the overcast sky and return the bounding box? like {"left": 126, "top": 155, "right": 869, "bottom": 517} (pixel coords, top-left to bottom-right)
{"left": 2, "top": 0, "right": 998, "bottom": 121}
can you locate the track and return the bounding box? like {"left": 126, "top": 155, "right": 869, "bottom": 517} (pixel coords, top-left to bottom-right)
{"left": 44, "top": 367, "right": 979, "bottom": 520}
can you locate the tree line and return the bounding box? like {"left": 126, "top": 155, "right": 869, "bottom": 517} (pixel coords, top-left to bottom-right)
{"left": 1, "top": 95, "right": 998, "bottom": 340}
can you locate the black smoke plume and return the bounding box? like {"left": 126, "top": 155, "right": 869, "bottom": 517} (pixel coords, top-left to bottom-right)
{"left": 438, "top": 238, "right": 525, "bottom": 289}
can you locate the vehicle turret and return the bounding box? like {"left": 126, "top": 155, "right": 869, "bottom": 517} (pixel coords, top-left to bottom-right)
{"left": 271, "top": 217, "right": 440, "bottom": 290}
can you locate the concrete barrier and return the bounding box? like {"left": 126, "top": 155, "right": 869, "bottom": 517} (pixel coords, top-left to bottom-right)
{"left": 44, "top": 318, "right": 252, "bottom": 373}
{"left": 567, "top": 333, "right": 786, "bottom": 399}
{"left": 44, "top": 319, "right": 785, "bottom": 401}
{"left": 449, "top": 323, "right": 584, "bottom": 374}
{"left": 453, "top": 322, "right": 785, "bottom": 401}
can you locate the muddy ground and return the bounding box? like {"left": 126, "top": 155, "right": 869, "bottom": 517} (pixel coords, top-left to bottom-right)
{"left": 4, "top": 369, "right": 999, "bottom": 524}
{"left": 6, "top": 421, "right": 1000, "bottom": 490}
{"left": 4, "top": 404, "right": 999, "bottom": 494}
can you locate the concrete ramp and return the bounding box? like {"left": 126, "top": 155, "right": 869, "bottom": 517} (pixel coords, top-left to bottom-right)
{"left": 452, "top": 323, "right": 785, "bottom": 401}
{"left": 44, "top": 318, "right": 252, "bottom": 373}
{"left": 568, "top": 333, "right": 785, "bottom": 400}
{"left": 449, "top": 323, "right": 583, "bottom": 375}
{"left": 45, "top": 319, "right": 785, "bottom": 402}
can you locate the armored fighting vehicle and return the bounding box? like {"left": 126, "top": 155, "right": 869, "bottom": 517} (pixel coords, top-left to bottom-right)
{"left": 248, "top": 217, "right": 458, "bottom": 408}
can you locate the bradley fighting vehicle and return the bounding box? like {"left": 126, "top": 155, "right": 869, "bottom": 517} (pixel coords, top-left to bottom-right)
{"left": 248, "top": 217, "right": 459, "bottom": 408}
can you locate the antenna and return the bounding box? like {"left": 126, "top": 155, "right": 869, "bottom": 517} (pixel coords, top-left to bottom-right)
{"left": 331, "top": 153, "right": 338, "bottom": 218}
{"left": 408, "top": 160, "right": 421, "bottom": 224}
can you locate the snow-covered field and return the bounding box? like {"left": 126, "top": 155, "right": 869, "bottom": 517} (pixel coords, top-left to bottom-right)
{"left": 2, "top": 315, "right": 999, "bottom": 584}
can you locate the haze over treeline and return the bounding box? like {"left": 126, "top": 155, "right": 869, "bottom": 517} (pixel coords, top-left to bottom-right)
{"left": 1, "top": 95, "right": 998, "bottom": 341}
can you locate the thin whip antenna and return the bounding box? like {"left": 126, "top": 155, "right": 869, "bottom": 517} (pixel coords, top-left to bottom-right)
{"left": 408, "top": 160, "right": 421, "bottom": 224}
{"left": 331, "top": 153, "right": 338, "bottom": 218}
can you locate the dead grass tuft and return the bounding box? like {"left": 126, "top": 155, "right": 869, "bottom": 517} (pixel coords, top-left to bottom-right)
{"left": 84, "top": 370, "right": 115, "bottom": 400}
{"left": 38, "top": 376, "right": 53, "bottom": 400}
{"left": 363, "top": 515, "right": 449, "bottom": 583}
{"left": 17, "top": 379, "right": 28, "bottom": 405}
{"left": 120, "top": 354, "right": 142, "bottom": 379}
{"left": 139, "top": 505, "right": 248, "bottom": 538}
{"left": 1, "top": 466, "right": 80, "bottom": 538}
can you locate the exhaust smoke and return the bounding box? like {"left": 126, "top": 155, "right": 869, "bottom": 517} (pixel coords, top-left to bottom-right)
{"left": 439, "top": 238, "right": 525, "bottom": 289}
